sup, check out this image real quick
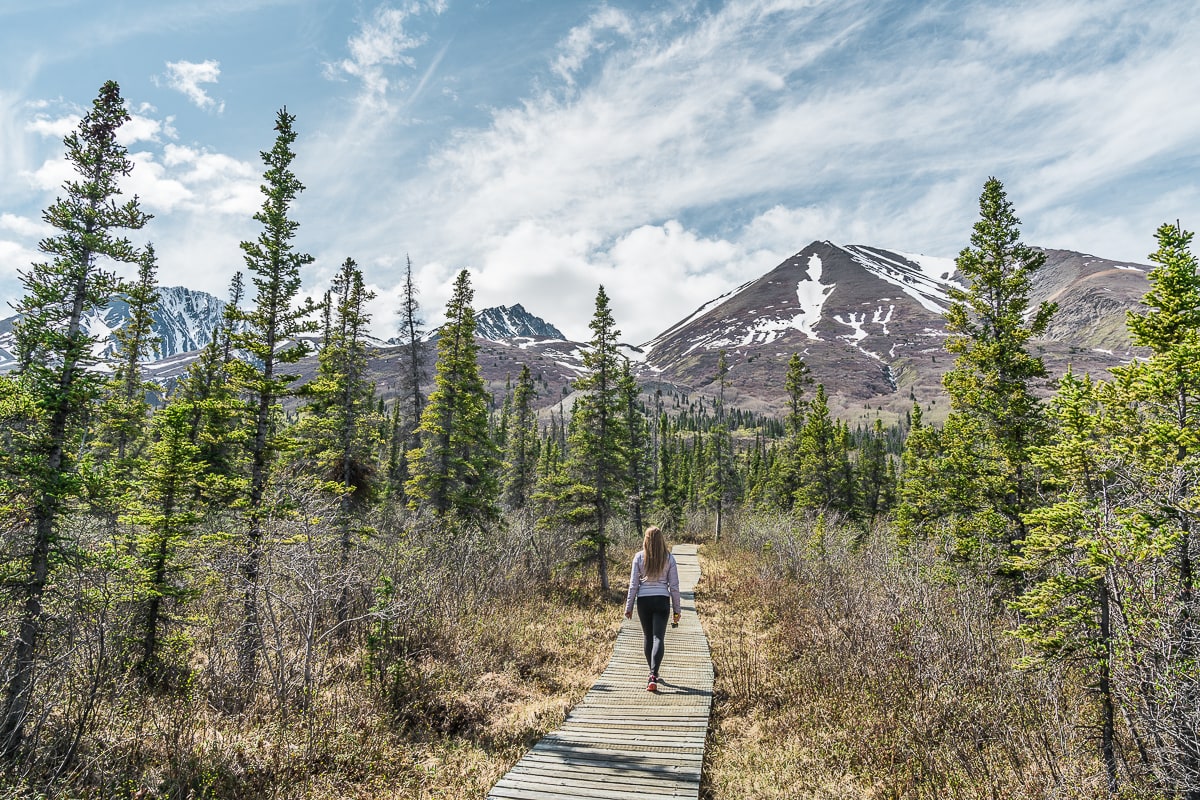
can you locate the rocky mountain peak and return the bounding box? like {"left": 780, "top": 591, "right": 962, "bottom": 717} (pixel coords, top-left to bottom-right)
{"left": 475, "top": 304, "right": 564, "bottom": 341}
{"left": 0, "top": 285, "right": 229, "bottom": 372}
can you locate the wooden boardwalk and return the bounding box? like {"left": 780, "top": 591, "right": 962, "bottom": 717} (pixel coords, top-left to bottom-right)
{"left": 488, "top": 544, "right": 712, "bottom": 800}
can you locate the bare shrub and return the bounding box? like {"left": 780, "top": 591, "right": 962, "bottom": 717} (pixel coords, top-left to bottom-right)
{"left": 701, "top": 512, "right": 1113, "bottom": 799}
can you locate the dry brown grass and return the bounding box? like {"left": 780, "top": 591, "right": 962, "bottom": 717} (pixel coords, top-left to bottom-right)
{"left": 695, "top": 518, "right": 1148, "bottom": 800}
{"left": 1, "top": 582, "right": 619, "bottom": 800}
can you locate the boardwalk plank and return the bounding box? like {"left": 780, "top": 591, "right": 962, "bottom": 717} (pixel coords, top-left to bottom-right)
{"left": 487, "top": 544, "right": 711, "bottom": 800}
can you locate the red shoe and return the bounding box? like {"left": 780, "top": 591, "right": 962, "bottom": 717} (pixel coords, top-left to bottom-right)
{"left": 647, "top": 673, "right": 657, "bottom": 692}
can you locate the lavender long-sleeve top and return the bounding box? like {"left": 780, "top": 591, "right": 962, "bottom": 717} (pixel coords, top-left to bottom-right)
{"left": 624, "top": 551, "right": 681, "bottom": 616}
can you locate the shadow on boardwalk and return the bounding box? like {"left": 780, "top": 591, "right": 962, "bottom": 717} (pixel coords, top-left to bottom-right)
{"left": 487, "top": 544, "right": 713, "bottom": 800}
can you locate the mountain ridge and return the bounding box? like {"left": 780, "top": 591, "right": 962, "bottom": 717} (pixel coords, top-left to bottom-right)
{"left": 0, "top": 240, "right": 1152, "bottom": 422}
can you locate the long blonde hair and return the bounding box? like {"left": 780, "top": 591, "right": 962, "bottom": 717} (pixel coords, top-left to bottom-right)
{"left": 642, "top": 526, "right": 669, "bottom": 580}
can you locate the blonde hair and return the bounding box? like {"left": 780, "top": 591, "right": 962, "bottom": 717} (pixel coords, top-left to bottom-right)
{"left": 642, "top": 526, "right": 669, "bottom": 580}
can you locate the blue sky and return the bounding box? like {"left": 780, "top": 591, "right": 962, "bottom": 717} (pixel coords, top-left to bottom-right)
{"left": 1, "top": 0, "right": 1198, "bottom": 344}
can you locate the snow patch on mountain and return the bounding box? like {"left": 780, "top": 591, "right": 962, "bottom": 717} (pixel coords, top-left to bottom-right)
{"left": 840, "top": 245, "right": 955, "bottom": 314}
{"left": 701, "top": 317, "right": 801, "bottom": 352}
{"left": 640, "top": 278, "right": 755, "bottom": 352}
{"left": 794, "top": 253, "right": 832, "bottom": 340}
{"left": 873, "top": 304, "right": 895, "bottom": 335}
{"left": 833, "top": 311, "right": 884, "bottom": 361}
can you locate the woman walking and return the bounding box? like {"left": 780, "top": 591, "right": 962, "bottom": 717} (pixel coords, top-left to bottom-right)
{"left": 624, "top": 526, "right": 681, "bottom": 692}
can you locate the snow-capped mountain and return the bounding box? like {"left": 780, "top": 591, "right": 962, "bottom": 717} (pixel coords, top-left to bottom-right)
{"left": 476, "top": 304, "right": 565, "bottom": 341}
{"left": 0, "top": 242, "right": 1152, "bottom": 423}
{"left": 0, "top": 286, "right": 229, "bottom": 373}
{"left": 638, "top": 240, "right": 1150, "bottom": 420}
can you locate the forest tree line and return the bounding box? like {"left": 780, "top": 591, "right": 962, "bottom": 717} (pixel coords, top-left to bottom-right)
{"left": 1, "top": 81, "right": 1198, "bottom": 798}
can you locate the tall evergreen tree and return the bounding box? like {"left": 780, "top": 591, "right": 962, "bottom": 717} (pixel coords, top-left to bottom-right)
{"left": 564, "top": 286, "right": 627, "bottom": 591}
{"left": 296, "top": 258, "right": 380, "bottom": 622}
{"left": 1, "top": 81, "right": 151, "bottom": 756}
{"left": 87, "top": 245, "right": 160, "bottom": 540}
{"left": 226, "top": 108, "right": 319, "bottom": 681}
{"left": 655, "top": 432, "right": 685, "bottom": 533}
{"left": 405, "top": 269, "right": 499, "bottom": 525}
{"left": 501, "top": 364, "right": 539, "bottom": 510}
{"left": 858, "top": 418, "right": 894, "bottom": 524}
{"left": 764, "top": 353, "right": 811, "bottom": 510}
{"left": 619, "top": 359, "right": 650, "bottom": 537}
{"left": 125, "top": 400, "right": 204, "bottom": 684}
{"left": 99, "top": 245, "right": 160, "bottom": 463}
{"left": 390, "top": 255, "right": 426, "bottom": 494}
{"left": 795, "top": 384, "right": 852, "bottom": 513}
{"left": 175, "top": 272, "right": 246, "bottom": 505}
{"left": 1111, "top": 223, "right": 1200, "bottom": 793}
{"left": 1010, "top": 370, "right": 1124, "bottom": 793}
{"left": 923, "top": 177, "right": 1055, "bottom": 566}
{"left": 708, "top": 350, "right": 735, "bottom": 540}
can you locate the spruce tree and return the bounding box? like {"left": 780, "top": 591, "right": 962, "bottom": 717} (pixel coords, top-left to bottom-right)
{"left": 405, "top": 269, "right": 499, "bottom": 525}
{"left": 1, "top": 80, "right": 151, "bottom": 756}
{"left": 226, "top": 108, "right": 319, "bottom": 681}
{"left": 708, "top": 350, "right": 735, "bottom": 539}
{"left": 564, "top": 286, "right": 627, "bottom": 591}
{"left": 175, "top": 272, "right": 246, "bottom": 505}
{"left": 125, "top": 400, "right": 204, "bottom": 683}
{"left": 1111, "top": 223, "right": 1200, "bottom": 792}
{"left": 764, "top": 353, "right": 811, "bottom": 510}
{"left": 85, "top": 245, "right": 161, "bottom": 546}
{"left": 1010, "top": 370, "right": 1123, "bottom": 792}
{"left": 619, "top": 359, "right": 650, "bottom": 537}
{"left": 857, "top": 418, "right": 894, "bottom": 524}
{"left": 390, "top": 255, "right": 426, "bottom": 494}
{"left": 296, "top": 258, "right": 380, "bottom": 622}
{"left": 501, "top": 364, "right": 539, "bottom": 510}
{"left": 655, "top": 433, "right": 685, "bottom": 533}
{"left": 934, "top": 177, "right": 1055, "bottom": 566}
{"left": 794, "top": 384, "right": 852, "bottom": 513}
{"left": 99, "top": 245, "right": 161, "bottom": 463}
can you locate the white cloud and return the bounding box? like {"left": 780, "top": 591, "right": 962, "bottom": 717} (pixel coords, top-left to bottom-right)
{"left": 325, "top": 1, "right": 448, "bottom": 111}
{"left": 119, "top": 112, "right": 177, "bottom": 145}
{"left": 973, "top": 0, "right": 1118, "bottom": 55}
{"left": 0, "top": 238, "right": 41, "bottom": 284}
{"left": 552, "top": 6, "right": 634, "bottom": 85}
{"left": 0, "top": 213, "right": 47, "bottom": 239}
{"left": 25, "top": 113, "right": 78, "bottom": 138}
{"left": 159, "top": 144, "right": 259, "bottom": 215}
{"left": 26, "top": 155, "right": 73, "bottom": 193}
{"left": 160, "top": 59, "right": 225, "bottom": 112}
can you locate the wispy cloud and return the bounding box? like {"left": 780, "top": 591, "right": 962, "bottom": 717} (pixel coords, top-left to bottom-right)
{"left": 4, "top": 0, "right": 1199, "bottom": 345}
{"left": 159, "top": 60, "right": 225, "bottom": 112}
{"left": 346, "top": 0, "right": 1200, "bottom": 343}
{"left": 552, "top": 6, "right": 634, "bottom": 85}
{"left": 324, "top": 1, "right": 448, "bottom": 112}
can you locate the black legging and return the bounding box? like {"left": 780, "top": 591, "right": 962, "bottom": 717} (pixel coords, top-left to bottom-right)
{"left": 636, "top": 595, "right": 671, "bottom": 676}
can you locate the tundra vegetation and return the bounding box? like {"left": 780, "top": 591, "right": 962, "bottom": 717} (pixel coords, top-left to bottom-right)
{"left": 0, "top": 83, "right": 1194, "bottom": 799}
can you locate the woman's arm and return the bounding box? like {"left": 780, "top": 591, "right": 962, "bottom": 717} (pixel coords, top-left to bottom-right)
{"left": 667, "top": 555, "right": 681, "bottom": 617}
{"left": 623, "top": 553, "right": 642, "bottom": 616}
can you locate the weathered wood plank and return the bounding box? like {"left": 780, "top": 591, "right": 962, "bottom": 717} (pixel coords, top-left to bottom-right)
{"left": 486, "top": 544, "right": 711, "bottom": 800}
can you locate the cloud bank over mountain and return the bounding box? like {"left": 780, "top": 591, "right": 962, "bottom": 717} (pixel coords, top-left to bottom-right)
{"left": 0, "top": 0, "right": 1196, "bottom": 345}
